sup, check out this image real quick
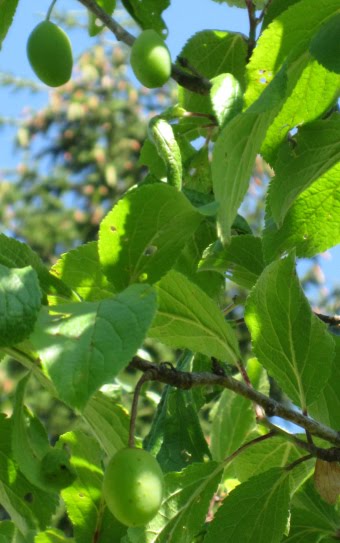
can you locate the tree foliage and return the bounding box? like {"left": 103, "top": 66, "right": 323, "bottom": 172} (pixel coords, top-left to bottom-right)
{"left": 0, "top": 0, "right": 340, "bottom": 541}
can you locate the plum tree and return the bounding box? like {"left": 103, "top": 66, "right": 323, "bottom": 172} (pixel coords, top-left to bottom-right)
{"left": 103, "top": 447, "right": 164, "bottom": 527}
{"left": 130, "top": 29, "right": 172, "bottom": 88}
{"left": 27, "top": 20, "right": 73, "bottom": 87}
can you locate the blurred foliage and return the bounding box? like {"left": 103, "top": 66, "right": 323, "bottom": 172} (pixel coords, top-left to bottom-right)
{"left": 0, "top": 40, "right": 174, "bottom": 262}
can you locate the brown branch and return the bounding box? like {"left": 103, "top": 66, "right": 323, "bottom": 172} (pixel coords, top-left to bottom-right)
{"left": 129, "top": 356, "right": 340, "bottom": 447}
{"left": 76, "top": 0, "right": 211, "bottom": 95}
{"left": 315, "top": 313, "right": 340, "bottom": 327}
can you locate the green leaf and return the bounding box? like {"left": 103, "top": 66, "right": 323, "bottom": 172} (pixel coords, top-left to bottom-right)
{"left": 144, "top": 352, "right": 210, "bottom": 472}
{"left": 83, "top": 392, "right": 130, "bottom": 456}
{"left": 204, "top": 468, "right": 291, "bottom": 543}
{"left": 0, "top": 0, "right": 19, "bottom": 48}
{"left": 0, "top": 265, "right": 42, "bottom": 347}
{"left": 245, "top": 253, "right": 335, "bottom": 409}
{"left": 310, "top": 13, "right": 340, "bottom": 74}
{"left": 51, "top": 242, "right": 116, "bottom": 301}
{"left": 210, "top": 73, "right": 243, "bottom": 127}
{"left": 121, "top": 0, "right": 169, "bottom": 35}
{"left": 148, "top": 117, "right": 182, "bottom": 190}
{"left": 35, "top": 529, "right": 75, "bottom": 542}
{"left": 210, "top": 389, "right": 256, "bottom": 462}
{"left": 309, "top": 335, "right": 340, "bottom": 430}
{"left": 261, "top": 54, "right": 339, "bottom": 164}
{"left": 178, "top": 30, "right": 247, "bottom": 115}
{"left": 0, "top": 234, "right": 73, "bottom": 303}
{"left": 245, "top": 0, "right": 340, "bottom": 107}
{"left": 31, "top": 284, "right": 157, "bottom": 409}
{"left": 88, "top": 0, "right": 116, "bottom": 36}
{"left": 261, "top": 0, "right": 302, "bottom": 31}
{"left": 268, "top": 115, "right": 340, "bottom": 226}
{"left": 127, "top": 462, "right": 222, "bottom": 543}
{"left": 199, "top": 236, "right": 265, "bottom": 289}
{"left": 233, "top": 435, "right": 314, "bottom": 492}
{"left": 284, "top": 479, "right": 340, "bottom": 541}
{"left": 174, "top": 220, "right": 224, "bottom": 299}
{"left": 263, "top": 161, "right": 340, "bottom": 260}
{"left": 0, "top": 415, "right": 58, "bottom": 537}
{"left": 212, "top": 68, "right": 286, "bottom": 243}
{"left": 99, "top": 184, "right": 203, "bottom": 292}
{"left": 149, "top": 270, "right": 240, "bottom": 363}
{"left": 60, "top": 431, "right": 104, "bottom": 543}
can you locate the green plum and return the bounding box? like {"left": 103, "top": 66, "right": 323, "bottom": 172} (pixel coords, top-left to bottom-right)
{"left": 27, "top": 21, "right": 73, "bottom": 87}
{"left": 130, "top": 30, "right": 171, "bottom": 88}
{"left": 103, "top": 447, "right": 164, "bottom": 527}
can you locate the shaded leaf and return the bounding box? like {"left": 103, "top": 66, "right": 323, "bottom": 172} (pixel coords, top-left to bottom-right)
{"left": 199, "top": 236, "right": 265, "bottom": 289}
{"left": 204, "top": 468, "right": 290, "bottom": 543}
{"left": 31, "top": 284, "right": 157, "bottom": 409}
{"left": 0, "top": 0, "right": 19, "bottom": 48}
{"left": 310, "top": 13, "right": 340, "bottom": 74}
{"left": 149, "top": 270, "right": 240, "bottom": 363}
{"left": 121, "top": 0, "right": 169, "bottom": 35}
{"left": 0, "top": 265, "right": 42, "bottom": 347}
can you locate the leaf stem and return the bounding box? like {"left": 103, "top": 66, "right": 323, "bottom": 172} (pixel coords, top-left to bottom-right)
{"left": 128, "top": 371, "right": 154, "bottom": 448}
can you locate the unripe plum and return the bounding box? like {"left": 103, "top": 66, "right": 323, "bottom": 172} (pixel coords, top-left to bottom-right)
{"left": 27, "top": 21, "right": 73, "bottom": 87}
{"left": 103, "top": 447, "right": 164, "bottom": 527}
{"left": 130, "top": 30, "right": 171, "bottom": 88}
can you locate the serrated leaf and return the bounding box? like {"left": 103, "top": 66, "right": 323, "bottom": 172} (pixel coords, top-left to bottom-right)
{"left": 148, "top": 117, "right": 182, "bottom": 190}
{"left": 245, "top": 254, "right": 335, "bottom": 409}
{"left": 0, "top": 415, "right": 58, "bottom": 537}
{"left": 83, "top": 392, "right": 129, "bottom": 456}
{"left": 31, "top": 284, "right": 157, "bottom": 409}
{"left": 212, "top": 68, "right": 287, "bottom": 243}
{"left": 0, "top": 0, "right": 19, "bottom": 48}
{"left": 51, "top": 242, "right": 116, "bottom": 301}
{"left": 261, "top": 53, "right": 340, "bottom": 163}
{"left": 199, "top": 236, "right": 265, "bottom": 289}
{"left": 309, "top": 335, "right": 340, "bottom": 430}
{"left": 0, "top": 235, "right": 73, "bottom": 303}
{"left": 268, "top": 115, "right": 340, "bottom": 226}
{"left": 233, "top": 435, "right": 314, "bottom": 493}
{"left": 284, "top": 478, "right": 340, "bottom": 541}
{"left": 210, "top": 389, "right": 256, "bottom": 462}
{"left": 310, "top": 13, "right": 340, "bottom": 74}
{"left": 0, "top": 265, "right": 42, "bottom": 347}
{"left": 145, "top": 352, "right": 210, "bottom": 473}
{"left": 204, "top": 468, "right": 290, "bottom": 543}
{"left": 149, "top": 270, "right": 239, "bottom": 363}
{"left": 178, "top": 30, "right": 247, "bottom": 115}
{"left": 210, "top": 73, "right": 243, "bottom": 127}
{"left": 245, "top": 0, "right": 340, "bottom": 107}
{"left": 263, "top": 161, "right": 340, "bottom": 261}
{"left": 128, "top": 462, "right": 222, "bottom": 543}
{"left": 99, "top": 184, "right": 203, "bottom": 292}
{"left": 121, "top": 0, "right": 169, "bottom": 35}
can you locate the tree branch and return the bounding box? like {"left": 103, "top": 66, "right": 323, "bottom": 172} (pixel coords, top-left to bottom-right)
{"left": 76, "top": 0, "right": 211, "bottom": 95}
{"left": 129, "top": 356, "right": 340, "bottom": 447}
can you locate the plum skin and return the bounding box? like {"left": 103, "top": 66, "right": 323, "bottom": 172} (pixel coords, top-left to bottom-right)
{"left": 130, "top": 30, "right": 172, "bottom": 88}
{"left": 27, "top": 21, "right": 73, "bottom": 87}
{"left": 103, "top": 447, "right": 164, "bottom": 527}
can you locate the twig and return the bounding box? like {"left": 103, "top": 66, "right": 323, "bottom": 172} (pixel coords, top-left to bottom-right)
{"left": 285, "top": 454, "right": 314, "bottom": 472}
{"left": 76, "top": 0, "right": 212, "bottom": 95}
{"left": 315, "top": 313, "right": 340, "bottom": 327}
{"left": 245, "top": 0, "right": 257, "bottom": 60}
{"left": 256, "top": 0, "right": 273, "bottom": 24}
{"left": 128, "top": 371, "right": 154, "bottom": 448}
{"left": 129, "top": 356, "right": 340, "bottom": 447}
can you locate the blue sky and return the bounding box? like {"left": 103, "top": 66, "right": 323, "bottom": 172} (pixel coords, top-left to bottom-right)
{"left": 1, "top": 0, "right": 339, "bottom": 300}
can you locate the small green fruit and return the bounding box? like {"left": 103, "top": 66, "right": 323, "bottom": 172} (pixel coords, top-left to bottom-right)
{"left": 103, "top": 447, "right": 164, "bottom": 527}
{"left": 130, "top": 30, "right": 171, "bottom": 88}
{"left": 27, "top": 21, "right": 73, "bottom": 87}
